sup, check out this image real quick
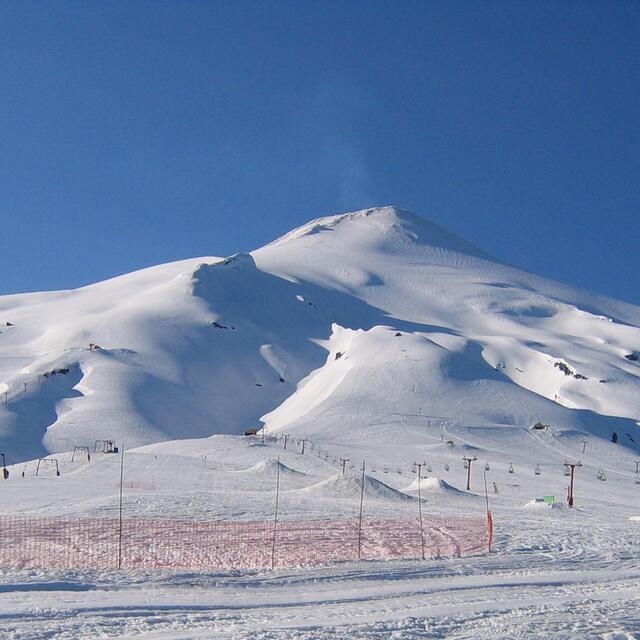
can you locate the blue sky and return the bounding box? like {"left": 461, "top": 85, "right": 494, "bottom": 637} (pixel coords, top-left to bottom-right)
{"left": 1, "top": 1, "right": 638, "bottom": 304}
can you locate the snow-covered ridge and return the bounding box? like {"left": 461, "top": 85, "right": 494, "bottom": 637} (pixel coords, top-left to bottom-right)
{"left": 1, "top": 206, "right": 639, "bottom": 463}
{"left": 263, "top": 206, "right": 495, "bottom": 262}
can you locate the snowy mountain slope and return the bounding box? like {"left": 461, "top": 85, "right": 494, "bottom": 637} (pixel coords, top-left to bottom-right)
{"left": 2, "top": 209, "right": 640, "bottom": 638}
{"left": 1, "top": 206, "right": 639, "bottom": 464}
{"left": 254, "top": 208, "right": 640, "bottom": 444}
{"left": 255, "top": 208, "right": 640, "bottom": 422}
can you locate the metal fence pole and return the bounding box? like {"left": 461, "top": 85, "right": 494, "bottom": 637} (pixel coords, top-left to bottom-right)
{"left": 357, "top": 460, "right": 365, "bottom": 560}
{"left": 416, "top": 465, "right": 425, "bottom": 560}
{"left": 271, "top": 458, "right": 281, "bottom": 569}
{"left": 117, "top": 446, "right": 125, "bottom": 569}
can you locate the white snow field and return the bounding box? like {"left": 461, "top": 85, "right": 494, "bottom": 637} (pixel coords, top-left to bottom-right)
{"left": 0, "top": 206, "right": 639, "bottom": 638}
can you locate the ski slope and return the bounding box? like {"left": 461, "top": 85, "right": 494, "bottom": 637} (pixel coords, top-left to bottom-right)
{"left": 0, "top": 206, "right": 639, "bottom": 638}
{"left": 0, "top": 430, "right": 638, "bottom": 639}
{"left": 1, "top": 206, "right": 639, "bottom": 463}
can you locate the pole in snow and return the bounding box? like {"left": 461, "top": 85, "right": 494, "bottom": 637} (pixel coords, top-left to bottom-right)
{"left": 563, "top": 460, "right": 582, "bottom": 507}
{"left": 357, "top": 460, "right": 366, "bottom": 560}
{"left": 117, "top": 446, "right": 125, "bottom": 569}
{"left": 271, "top": 457, "right": 281, "bottom": 569}
{"left": 340, "top": 458, "right": 350, "bottom": 474}
{"left": 413, "top": 462, "right": 426, "bottom": 560}
{"left": 483, "top": 467, "right": 490, "bottom": 514}
{"left": 299, "top": 439, "right": 308, "bottom": 455}
{"left": 483, "top": 467, "right": 493, "bottom": 552}
{"left": 462, "top": 456, "right": 477, "bottom": 491}
{"left": 283, "top": 435, "right": 289, "bottom": 450}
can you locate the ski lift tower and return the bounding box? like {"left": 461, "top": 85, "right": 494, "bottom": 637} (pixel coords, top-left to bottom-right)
{"left": 563, "top": 460, "right": 582, "bottom": 507}
{"left": 462, "top": 456, "right": 478, "bottom": 491}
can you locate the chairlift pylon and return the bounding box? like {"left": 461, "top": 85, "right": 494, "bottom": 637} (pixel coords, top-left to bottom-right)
{"left": 94, "top": 439, "right": 117, "bottom": 454}
{"left": 35, "top": 457, "right": 60, "bottom": 477}
{"left": 71, "top": 445, "right": 91, "bottom": 462}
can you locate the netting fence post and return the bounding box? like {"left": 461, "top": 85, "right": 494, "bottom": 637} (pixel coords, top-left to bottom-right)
{"left": 487, "top": 510, "right": 494, "bottom": 552}
{"left": 270, "top": 457, "right": 281, "bottom": 569}
{"left": 117, "top": 445, "right": 125, "bottom": 569}
{"left": 483, "top": 467, "right": 493, "bottom": 552}
{"left": 357, "top": 460, "right": 365, "bottom": 560}
{"left": 414, "top": 462, "right": 426, "bottom": 560}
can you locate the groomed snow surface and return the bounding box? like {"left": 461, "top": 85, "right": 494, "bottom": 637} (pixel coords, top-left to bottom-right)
{"left": 0, "top": 432, "right": 638, "bottom": 639}
{"left": 1, "top": 207, "right": 639, "bottom": 638}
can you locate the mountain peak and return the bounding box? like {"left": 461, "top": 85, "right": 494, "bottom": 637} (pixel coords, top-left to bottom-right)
{"left": 2, "top": 204, "right": 640, "bottom": 468}
{"left": 261, "top": 205, "right": 494, "bottom": 262}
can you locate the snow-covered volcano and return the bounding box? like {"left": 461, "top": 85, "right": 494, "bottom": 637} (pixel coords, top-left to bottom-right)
{"left": 1, "top": 206, "right": 639, "bottom": 462}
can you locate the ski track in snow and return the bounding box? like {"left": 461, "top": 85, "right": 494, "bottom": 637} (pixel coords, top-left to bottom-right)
{"left": 1, "top": 546, "right": 638, "bottom": 639}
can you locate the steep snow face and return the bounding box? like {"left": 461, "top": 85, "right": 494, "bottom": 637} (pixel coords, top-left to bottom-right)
{"left": 256, "top": 207, "right": 640, "bottom": 430}
{"left": 261, "top": 324, "right": 640, "bottom": 455}
{"left": 1, "top": 206, "right": 640, "bottom": 463}
{"left": 0, "top": 258, "right": 224, "bottom": 460}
